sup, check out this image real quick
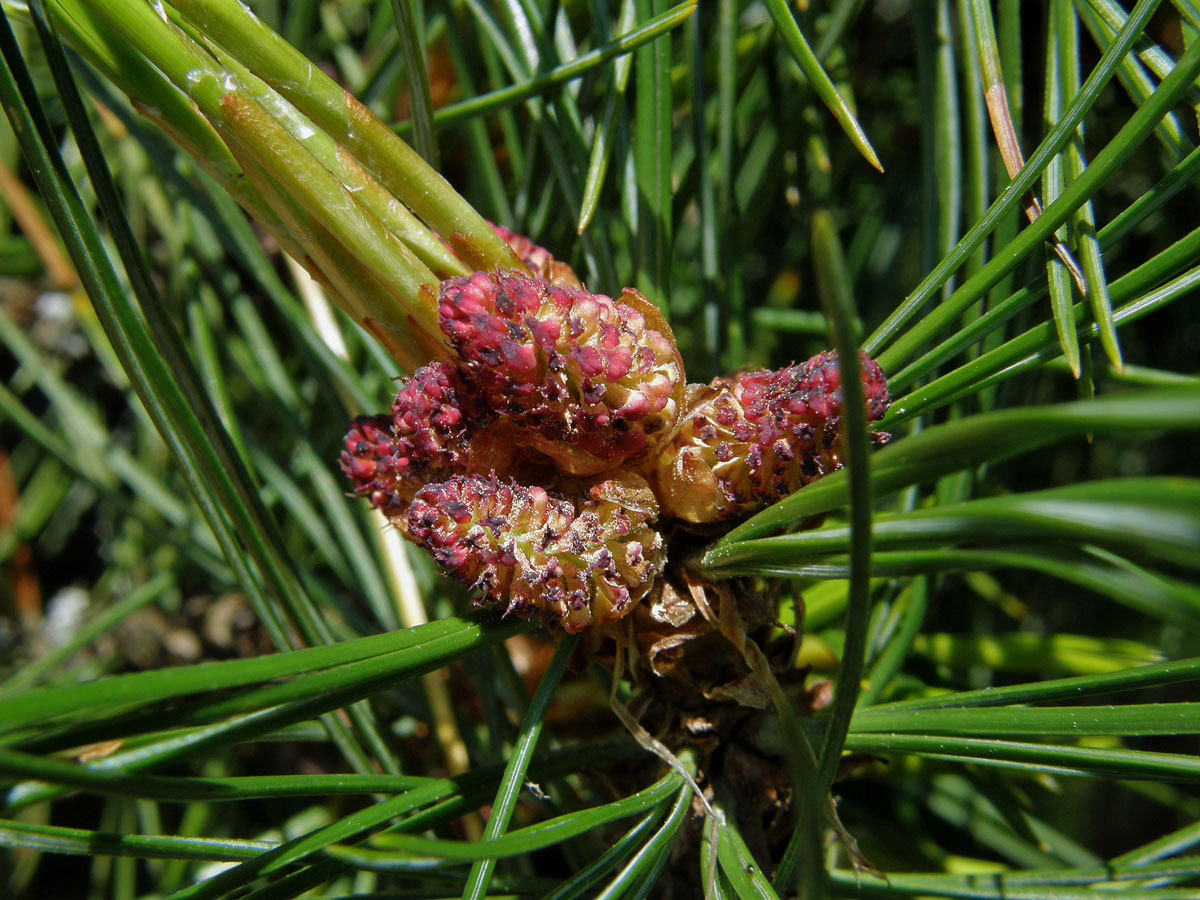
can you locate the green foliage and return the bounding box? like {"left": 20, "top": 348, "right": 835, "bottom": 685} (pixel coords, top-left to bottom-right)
{"left": 1, "top": 0, "right": 1199, "bottom": 898}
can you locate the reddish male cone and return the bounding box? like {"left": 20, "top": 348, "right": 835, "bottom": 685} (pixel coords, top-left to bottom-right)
{"left": 490, "top": 223, "right": 582, "bottom": 288}
{"left": 406, "top": 474, "right": 664, "bottom": 632}
{"left": 438, "top": 270, "right": 684, "bottom": 476}
{"left": 652, "top": 351, "right": 891, "bottom": 522}
{"left": 341, "top": 415, "right": 408, "bottom": 521}
{"left": 340, "top": 361, "right": 492, "bottom": 524}
{"left": 340, "top": 227, "right": 893, "bottom": 633}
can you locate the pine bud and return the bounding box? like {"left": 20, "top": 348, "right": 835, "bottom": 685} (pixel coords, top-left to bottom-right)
{"left": 438, "top": 271, "right": 684, "bottom": 476}
{"left": 652, "top": 351, "right": 891, "bottom": 522}
{"left": 407, "top": 474, "right": 664, "bottom": 632}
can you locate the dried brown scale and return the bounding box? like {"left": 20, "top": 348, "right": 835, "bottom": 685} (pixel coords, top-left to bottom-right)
{"left": 438, "top": 270, "right": 683, "bottom": 476}
{"left": 406, "top": 474, "right": 664, "bottom": 633}
{"left": 652, "top": 351, "right": 891, "bottom": 523}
